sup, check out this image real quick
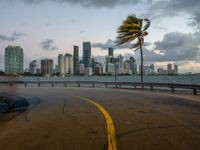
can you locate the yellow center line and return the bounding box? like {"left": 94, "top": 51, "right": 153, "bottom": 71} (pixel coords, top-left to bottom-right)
{"left": 75, "top": 96, "right": 117, "bottom": 150}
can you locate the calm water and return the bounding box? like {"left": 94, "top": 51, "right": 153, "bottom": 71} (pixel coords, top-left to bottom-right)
{"left": 1, "top": 75, "right": 200, "bottom": 85}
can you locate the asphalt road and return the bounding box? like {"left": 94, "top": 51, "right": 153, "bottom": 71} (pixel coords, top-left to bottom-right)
{"left": 0, "top": 86, "right": 200, "bottom": 150}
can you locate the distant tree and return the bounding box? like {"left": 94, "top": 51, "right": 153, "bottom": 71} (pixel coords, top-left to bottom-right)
{"left": 116, "top": 14, "right": 150, "bottom": 87}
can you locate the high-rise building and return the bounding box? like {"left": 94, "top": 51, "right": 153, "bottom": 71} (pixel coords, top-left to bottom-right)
{"left": 65, "top": 53, "right": 73, "bottom": 75}
{"left": 105, "top": 55, "right": 113, "bottom": 73}
{"left": 118, "top": 54, "right": 123, "bottom": 69}
{"left": 82, "top": 42, "right": 91, "bottom": 68}
{"left": 29, "top": 60, "right": 39, "bottom": 74}
{"left": 108, "top": 47, "right": 114, "bottom": 57}
{"left": 58, "top": 54, "right": 65, "bottom": 75}
{"left": 174, "top": 64, "right": 178, "bottom": 75}
{"left": 130, "top": 57, "right": 137, "bottom": 75}
{"left": 79, "top": 63, "right": 85, "bottom": 75}
{"left": 41, "top": 59, "right": 53, "bottom": 75}
{"left": 167, "top": 63, "right": 173, "bottom": 75}
{"left": 73, "top": 46, "right": 79, "bottom": 75}
{"left": 123, "top": 60, "right": 131, "bottom": 74}
{"left": 5, "top": 45, "right": 24, "bottom": 74}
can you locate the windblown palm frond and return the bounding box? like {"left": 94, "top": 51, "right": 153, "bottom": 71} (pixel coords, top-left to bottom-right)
{"left": 116, "top": 14, "right": 149, "bottom": 50}
{"left": 116, "top": 14, "right": 150, "bottom": 85}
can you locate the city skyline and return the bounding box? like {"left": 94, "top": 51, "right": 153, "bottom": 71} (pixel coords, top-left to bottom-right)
{"left": 0, "top": 0, "right": 200, "bottom": 73}
{"left": 3, "top": 43, "right": 181, "bottom": 76}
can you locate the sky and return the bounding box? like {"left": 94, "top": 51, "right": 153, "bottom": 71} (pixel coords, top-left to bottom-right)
{"left": 0, "top": 0, "right": 200, "bottom": 73}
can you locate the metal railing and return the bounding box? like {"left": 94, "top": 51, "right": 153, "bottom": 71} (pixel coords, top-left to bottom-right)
{"left": 0, "top": 80, "right": 199, "bottom": 95}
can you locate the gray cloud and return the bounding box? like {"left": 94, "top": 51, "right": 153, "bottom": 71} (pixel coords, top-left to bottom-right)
{"left": 147, "top": 0, "right": 200, "bottom": 29}
{"left": 6, "top": 0, "right": 141, "bottom": 8}
{"left": 40, "top": 39, "right": 58, "bottom": 51}
{"left": 153, "top": 32, "right": 199, "bottom": 61}
{"left": 93, "top": 39, "right": 151, "bottom": 50}
{"left": 92, "top": 39, "right": 132, "bottom": 50}
{"left": 0, "top": 32, "right": 25, "bottom": 41}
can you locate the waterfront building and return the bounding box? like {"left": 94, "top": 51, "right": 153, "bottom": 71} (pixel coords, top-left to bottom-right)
{"left": 85, "top": 67, "right": 92, "bottom": 76}
{"left": 105, "top": 55, "right": 113, "bottom": 73}
{"left": 107, "top": 63, "right": 115, "bottom": 75}
{"left": 58, "top": 54, "right": 65, "bottom": 75}
{"left": 117, "top": 54, "right": 123, "bottom": 69}
{"left": 123, "top": 60, "right": 132, "bottom": 75}
{"left": 73, "top": 46, "right": 79, "bottom": 75}
{"left": 79, "top": 63, "right": 85, "bottom": 75}
{"left": 29, "top": 60, "right": 39, "bottom": 74}
{"left": 65, "top": 53, "right": 73, "bottom": 75}
{"left": 95, "top": 64, "right": 104, "bottom": 75}
{"left": 174, "top": 64, "right": 178, "bottom": 75}
{"left": 5, "top": 45, "right": 24, "bottom": 74}
{"left": 108, "top": 47, "right": 114, "bottom": 57}
{"left": 167, "top": 63, "right": 173, "bottom": 75}
{"left": 82, "top": 42, "right": 91, "bottom": 68}
{"left": 41, "top": 59, "right": 53, "bottom": 75}
{"left": 130, "top": 57, "right": 137, "bottom": 75}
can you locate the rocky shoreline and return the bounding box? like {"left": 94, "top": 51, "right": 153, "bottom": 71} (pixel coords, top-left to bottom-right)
{"left": 0, "top": 94, "right": 29, "bottom": 116}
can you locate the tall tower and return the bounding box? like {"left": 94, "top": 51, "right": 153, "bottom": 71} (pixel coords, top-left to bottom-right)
{"left": 65, "top": 53, "right": 73, "bottom": 75}
{"left": 167, "top": 63, "right": 173, "bottom": 75}
{"left": 41, "top": 59, "right": 53, "bottom": 75}
{"left": 82, "top": 42, "right": 91, "bottom": 68}
{"left": 108, "top": 47, "right": 114, "bottom": 57}
{"left": 73, "top": 46, "right": 79, "bottom": 75}
{"left": 5, "top": 45, "right": 24, "bottom": 74}
{"left": 118, "top": 54, "right": 123, "bottom": 69}
{"left": 130, "top": 57, "right": 137, "bottom": 75}
{"left": 174, "top": 64, "right": 178, "bottom": 75}
{"left": 58, "top": 54, "right": 65, "bottom": 75}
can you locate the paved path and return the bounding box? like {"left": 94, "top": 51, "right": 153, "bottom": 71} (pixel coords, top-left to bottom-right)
{"left": 0, "top": 86, "right": 200, "bottom": 150}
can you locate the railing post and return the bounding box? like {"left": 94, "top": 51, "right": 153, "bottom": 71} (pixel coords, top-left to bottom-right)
{"left": 92, "top": 82, "right": 95, "bottom": 88}
{"left": 105, "top": 83, "right": 108, "bottom": 88}
{"left": 171, "top": 87, "right": 174, "bottom": 93}
{"left": 150, "top": 86, "right": 153, "bottom": 91}
{"left": 193, "top": 89, "right": 197, "bottom": 95}
{"left": 78, "top": 81, "right": 80, "bottom": 87}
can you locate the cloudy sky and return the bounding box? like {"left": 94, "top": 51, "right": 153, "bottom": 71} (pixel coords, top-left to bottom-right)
{"left": 0, "top": 0, "right": 200, "bottom": 73}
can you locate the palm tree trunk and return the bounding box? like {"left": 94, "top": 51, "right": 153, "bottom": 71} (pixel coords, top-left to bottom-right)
{"left": 139, "top": 38, "right": 144, "bottom": 89}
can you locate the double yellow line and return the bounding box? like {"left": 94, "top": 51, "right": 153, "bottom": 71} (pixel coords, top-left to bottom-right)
{"left": 76, "top": 96, "right": 117, "bottom": 150}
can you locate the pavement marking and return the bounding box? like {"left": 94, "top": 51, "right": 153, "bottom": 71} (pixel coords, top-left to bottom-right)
{"left": 76, "top": 96, "right": 117, "bottom": 150}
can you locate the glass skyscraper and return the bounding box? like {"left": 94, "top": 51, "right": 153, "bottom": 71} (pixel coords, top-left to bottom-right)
{"left": 4, "top": 45, "right": 24, "bottom": 74}
{"left": 82, "top": 42, "right": 91, "bottom": 68}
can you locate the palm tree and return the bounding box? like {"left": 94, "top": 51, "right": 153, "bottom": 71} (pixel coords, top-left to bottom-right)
{"left": 116, "top": 14, "right": 150, "bottom": 88}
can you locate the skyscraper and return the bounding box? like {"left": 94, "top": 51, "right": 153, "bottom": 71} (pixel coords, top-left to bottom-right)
{"left": 5, "top": 45, "right": 24, "bottom": 74}
{"left": 82, "top": 42, "right": 91, "bottom": 68}
{"left": 58, "top": 54, "right": 65, "bottom": 75}
{"left": 73, "top": 46, "right": 79, "bottom": 75}
{"left": 118, "top": 54, "right": 123, "bottom": 69}
{"left": 167, "top": 63, "right": 173, "bottom": 75}
{"left": 65, "top": 53, "right": 73, "bottom": 75}
{"left": 108, "top": 47, "right": 114, "bottom": 57}
{"left": 29, "top": 60, "right": 39, "bottom": 74}
{"left": 174, "top": 64, "right": 178, "bottom": 75}
{"left": 41, "top": 59, "right": 53, "bottom": 75}
{"left": 130, "top": 57, "right": 137, "bottom": 75}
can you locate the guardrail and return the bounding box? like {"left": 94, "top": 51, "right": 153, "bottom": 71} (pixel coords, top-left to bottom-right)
{"left": 0, "top": 80, "right": 199, "bottom": 95}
